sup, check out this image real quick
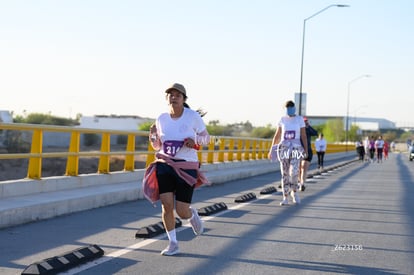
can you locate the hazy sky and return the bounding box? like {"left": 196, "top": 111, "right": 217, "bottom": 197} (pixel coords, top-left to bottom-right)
{"left": 1, "top": 0, "right": 413, "bottom": 127}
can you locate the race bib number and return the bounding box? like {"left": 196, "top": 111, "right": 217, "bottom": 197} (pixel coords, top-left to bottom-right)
{"left": 163, "top": 140, "right": 184, "bottom": 157}
{"left": 284, "top": 130, "right": 296, "bottom": 140}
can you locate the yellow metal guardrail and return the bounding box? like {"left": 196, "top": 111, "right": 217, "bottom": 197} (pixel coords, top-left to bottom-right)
{"left": 0, "top": 123, "right": 273, "bottom": 180}
{"left": 0, "top": 123, "right": 349, "bottom": 180}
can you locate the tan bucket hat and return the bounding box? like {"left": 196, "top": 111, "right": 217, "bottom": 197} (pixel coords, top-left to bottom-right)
{"left": 165, "top": 83, "right": 186, "bottom": 97}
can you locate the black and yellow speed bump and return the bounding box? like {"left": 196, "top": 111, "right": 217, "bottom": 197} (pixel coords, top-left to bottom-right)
{"left": 197, "top": 202, "right": 227, "bottom": 216}
{"left": 21, "top": 244, "right": 104, "bottom": 275}
{"left": 260, "top": 186, "right": 277, "bottom": 194}
{"left": 135, "top": 217, "right": 182, "bottom": 239}
{"left": 234, "top": 192, "right": 256, "bottom": 203}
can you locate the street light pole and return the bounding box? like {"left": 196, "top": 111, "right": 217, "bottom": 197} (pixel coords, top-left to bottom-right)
{"left": 346, "top": 75, "right": 370, "bottom": 151}
{"left": 298, "top": 4, "right": 350, "bottom": 115}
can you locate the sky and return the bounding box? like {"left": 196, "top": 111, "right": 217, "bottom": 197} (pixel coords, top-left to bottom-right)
{"left": 1, "top": 0, "right": 413, "bottom": 128}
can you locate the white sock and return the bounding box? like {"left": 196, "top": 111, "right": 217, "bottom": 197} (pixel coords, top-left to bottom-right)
{"left": 166, "top": 229, "right": 177, "bottom": 244}
{"left": 189, "top": 207, "right": 195, "bottom": 221}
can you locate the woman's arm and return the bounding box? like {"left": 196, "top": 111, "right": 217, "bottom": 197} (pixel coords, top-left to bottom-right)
{"left": 300, "top": 127, "right": 308, "bottom": 155}
{"left": 268, "top": 127, "right": 281, "bottom": 159}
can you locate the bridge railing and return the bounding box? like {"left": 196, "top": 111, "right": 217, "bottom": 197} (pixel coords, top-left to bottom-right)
{"left": 0, "top": 123, "right": 349, "bottom": 181}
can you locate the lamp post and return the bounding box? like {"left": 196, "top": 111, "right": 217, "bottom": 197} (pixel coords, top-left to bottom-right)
{"left": 346, "top": 75, "right": 370, "bottom": 151}
{"left": 298, "top": 4, "right": 350, "bottom": 115}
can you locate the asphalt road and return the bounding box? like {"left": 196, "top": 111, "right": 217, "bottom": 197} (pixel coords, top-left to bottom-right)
{"left": 1, "top": 153, "right": 413, "bottom": 275}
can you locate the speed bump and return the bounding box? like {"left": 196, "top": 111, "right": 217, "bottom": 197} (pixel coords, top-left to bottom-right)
{"left": 197, "top": 202, "right": 227, "bottom": 216}
{"left": 260, "top": 186, "right": 277, "bottom": 194}
{"left": 135, "top": 217, "right": 182, "bottom": 239}
{"left": 234, "top": 192, "right": 256, "bottom": 203}
{"left": 21, "top": 244, "right": 104, "bottom": 275}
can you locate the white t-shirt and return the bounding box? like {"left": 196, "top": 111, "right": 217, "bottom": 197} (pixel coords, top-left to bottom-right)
{"left": 156, "top": 108, "right": 206, "bottom": 161}
{"left": 278, "top": 115, "right": 305, "bottom": 147}
{"left": 375, "top": 139, "right": 384, "bottom": 149}
{"left": 315, "top": 138, "right": 327, "bottom": 152}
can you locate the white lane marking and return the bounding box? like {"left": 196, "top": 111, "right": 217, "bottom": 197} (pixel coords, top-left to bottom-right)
{"left": 62, "top": 194, "right": 273, "bottom": 274}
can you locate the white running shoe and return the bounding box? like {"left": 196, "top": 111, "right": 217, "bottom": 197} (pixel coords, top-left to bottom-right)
{"left": 161, "top": 242, "right": 180, "bottom": 256}
{"left": 279, "top": 197, "right": 289, "bottom": 206}
{"left": 292, "top": 191, "right": 301, "bottom": 204}
{"left": 189, "top": 207, "right": 204, "bottom": 235}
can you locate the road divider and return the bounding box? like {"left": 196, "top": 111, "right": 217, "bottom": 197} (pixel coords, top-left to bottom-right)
{"left": 135, "top": 218, "right": 182, "bottom": 239}
{"left": 198, "top": 202, "right": 228, "bottom": 216}
{"left": 22, "top": 244, "right": 104, "bottom": 275}
{"left": 235, "top": 192, "right": 257, "bottom": 203}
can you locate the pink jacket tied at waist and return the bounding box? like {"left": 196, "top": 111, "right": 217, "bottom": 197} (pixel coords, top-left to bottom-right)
{"left": 142, "top": 153, "right": 210, "bottom": 204}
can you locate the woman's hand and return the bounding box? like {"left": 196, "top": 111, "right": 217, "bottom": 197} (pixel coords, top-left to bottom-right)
{"left": 184, "top": 138, "right": 200, "bottom": 150}
{"left": 149, "top": 124, "right": 161, "bottom": 150}
{"left": 149, "top": 124, "right": 157, "bottom": 134}
{"left": 184, "top": 138, "right": 195, "bottom": 148}
{"left": 149, "top": 124, "right": 158, "bottom": 141}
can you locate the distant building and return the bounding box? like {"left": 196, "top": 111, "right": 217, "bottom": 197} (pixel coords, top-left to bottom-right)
{"left": 79, "top": 115, "right": 154, "bottom": 131}
{"left": 0, "top": 111, "right": 13, "bottom": 148}
{"left": 1, "top": 113, "right": 155, "bottom": 148}
{"left": 305, "top": 115, "right": 396, "bottom": 131}
{"left": 78, "top": 114, "right": 155, "bottom": 146}
{"left": 0, "top": 110, "right": 13, "bottom": 123}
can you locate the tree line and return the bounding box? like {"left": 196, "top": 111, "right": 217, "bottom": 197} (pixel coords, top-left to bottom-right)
{"left": 9, "top": 112, "right": 412, "bottom": 144}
